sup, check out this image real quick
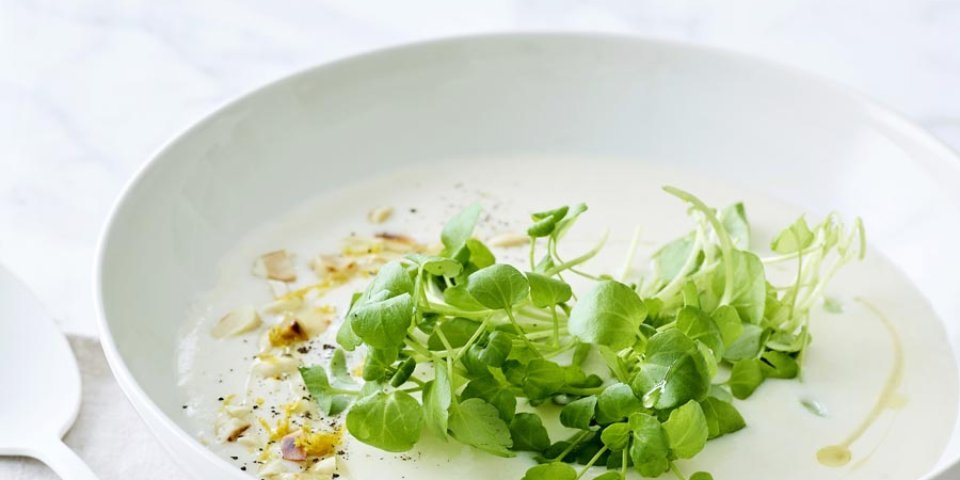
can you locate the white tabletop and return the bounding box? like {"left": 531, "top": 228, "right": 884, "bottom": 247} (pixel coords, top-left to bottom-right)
{"left": 2, "top": 0, "right": 959, "bottom": 337}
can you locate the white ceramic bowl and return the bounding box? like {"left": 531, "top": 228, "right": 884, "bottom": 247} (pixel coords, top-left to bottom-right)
{"left": 97, "top": 33, "right": 960, "bottom": 479}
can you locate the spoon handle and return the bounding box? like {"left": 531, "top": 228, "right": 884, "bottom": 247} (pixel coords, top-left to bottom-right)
{"left": 35, "top": 439, "right": 99, "bottom": 480}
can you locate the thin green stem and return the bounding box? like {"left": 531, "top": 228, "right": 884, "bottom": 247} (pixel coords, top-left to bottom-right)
{"left": 669, "top": 462, "right": 687, "bottom": 480}
{"left": 545, "top": 230, "right": 609, "bottom": 276}
{"left": 452, "top": 317, "right": 491, "bottom": 363}
{"left": 575, "top": 446, "right": 609, "bottom": 479}
{"left": 548, "top": 431, "right": 590, "bottom": 462}
{"left": 551, "top": 307, "right": 561, "bottom": 347}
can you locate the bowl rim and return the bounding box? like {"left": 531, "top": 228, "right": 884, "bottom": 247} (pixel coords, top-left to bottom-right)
{"left": 94, "top": 31, "right": 960, "bottom": 478}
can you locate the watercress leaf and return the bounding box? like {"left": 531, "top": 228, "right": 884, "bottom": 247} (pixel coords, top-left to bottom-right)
{"left": 723, "top": 324, "right": 766, "bottom": 362}
{"left": 711, "top": 250, "right": 766, "bottom": 324}
{"left": 466, "top": 238, "right": 496, "bottom": 268}
{"left": 466, "top": 264, "right": 529, "bottom": 310}
{"left": 771, "top": 216, "right": 815, "bottom": 254}
{"left": 682, "top": 281, "right": 701, "bottom": 309}
{"left": 329, "top": 348, "right": 353, "bottom": 385}
{"left": 442, "top": 284, "right": 486, "bottom": 311}
{"left": 448, "top": 398, "right": 514, "bottom": 457}
{"left": 427, "top": 317, "right": 481, "bottom": 351}
{"left": 526, "top": 272, "right": 573, "bottom": 308}
{"left": 700, "top": 397, "right": 746, "bottom": 439}
{"left": 720, "top": 202, "right": 750, "bottom": 249}
{"left": 628, "top": 413, "right": 671, "bottom": 477}
{"left": 760, "top": 350, "right": 799, "bottom": 379}
{"left": 528, "top": 206, "right": 570, "bottom": 238}
{"left": 465, "top": 330, "right": 513, "bottom": 369}
{"left": 560, "top": 396, "right": 597, "bottom": 430}
{"left": 766, "top": 330, "right": 806, "bottom": 353}
{"left": 363, "top": 261, "right": 415, "bottom": 301}
{"left": 596, "top": 383, "right": 643, "bottom": 425}
{"left": 299, "top": 365, "right": 347, "bottom": 415}
{"left": 522, "top": 463, "right": 577, "bottom": 480}
{"left": 389, "top": 357, "right": 417, "bottom": 387}
{"left": 631, "top": 330, "right": 710, "bottom": 410}
{"left": 442, "top": 204, "right": 482, "bottom": 256}
{"left": 729, "top": 358, "right": 766, "bottom": 400}
{"left": 690, "top": 472, "right": 715, "bottom": 480}
{"left": 662, "top": 400, "right": 709, "bottom": 459}
{"left": 421, "top": 256, "right": 463, "bottom": 278}
{"left": 553, "top": 203, "right": 588, "bottom": 239}
{"left": 600, "top": 422, "right": 631, "bottom": 451}
{"left": 653, "top": 234, "right": 700, "bottom": 283}
{"left": 336, "top": 296, "right": 363, "bottom": 351}
{"left": 422, "top": 363, "right": 452, "bottom": 438}
{"left": 350, "top": 292, "right": 414, "bottom": 349}
{"left": 522, "top": 359, "right": 568, "bottom": 400}
{"left": 597, "top": 345, "right": 630, "bottom": 384}
{"left": 509, "top": 413, "right": 551, "bottom": 452}
{"left": 711, "top": 305, "right": 743, "bottom": 349}
{"left": 708, "top": 384, "right": 734, "bottom": 403}
{"left": 346, "top": 390, "right": 422, "bottom": 452}
{"left": 676, "top": 306, "right": 724, "bottom": 361}
{"left": 461, "top": 377, "right": 517, "bottom": 422}
{"left": 568, "top": 280, "right": 647, "bottom": 349}
{"left": 362, "top": 346, "right": 399, "bottom": 382}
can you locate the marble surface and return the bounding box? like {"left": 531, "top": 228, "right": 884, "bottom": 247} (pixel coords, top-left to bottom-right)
{"left": 2, "top": 0, "right": 959, "bottom": 337}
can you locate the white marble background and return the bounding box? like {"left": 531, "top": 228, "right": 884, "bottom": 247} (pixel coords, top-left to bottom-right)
{"left": 1, "top": 0, "right": 959, "bottom": 337}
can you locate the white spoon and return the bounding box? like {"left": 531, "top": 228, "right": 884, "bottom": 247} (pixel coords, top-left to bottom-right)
{"left": 0, "top": 265, "right": 98, "bottom": 479}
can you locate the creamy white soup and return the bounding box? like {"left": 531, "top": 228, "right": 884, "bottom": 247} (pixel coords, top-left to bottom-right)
{"left": 177, "top": 158, "right": 958, "bottom": 480}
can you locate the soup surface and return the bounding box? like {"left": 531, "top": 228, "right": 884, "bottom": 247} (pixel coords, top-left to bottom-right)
{"left": 178, "top": 158, "right": 958, "bottom": 479}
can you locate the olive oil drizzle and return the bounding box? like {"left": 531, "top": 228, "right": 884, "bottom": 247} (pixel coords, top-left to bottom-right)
{"left": 817, "top": 298, "right": 906, "bottom": 467}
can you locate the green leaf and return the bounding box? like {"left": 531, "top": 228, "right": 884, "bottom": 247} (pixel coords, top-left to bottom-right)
{"left": 422, "top": 363, "right": 451, "bottom": 438}
{"left": 628, "top": 413, "right": 670, "bottom": 477}
{"left": 700, "top": 397, "right": 746, "bottom": 439}
{"left": 528, "top": 206, "right": 569, "bottom": 238}
{"left": 653, "top": 234, "right": 700, "bottom": 283}
{"left": 523, "top": 463, "right": 577, "bottom": 480}
{"left": 442, "top": 284, "right": 486, "bottom": 311}
{"left": 389, "top": 357, "right": 417, "bottom": 387}
{"left": 346, "top": 391, "right": 423, "bottom": 452}
{"left": 448, "top": 398, "right": 514, "bottom": 456}
{"left": 520, "top": 359, "right": 568, "bottom": 400}
{"left": 712, "top": 305, "right": 743, "bottom": 349}
{"left": 560, "top": 396, "right": 597, "bottom": 430}
{"left": 427, "top": 317, "right": 481, "bottom": 350}
{"left": 631, "top": 330, "right": 711, "bottom": 410}
{"left": 760, "top": 351, "right": 799, "bottom": 379}
{"left": 299, "top": 365, "right": 352, "bottom": 415}
{"left": 466, "top": 264, "right": 529, "bottom": 310}
{"left": 662, "top": 400, "right": 709, "bottom": 459}
{"left": 676, "top": 306, "right": 724, "bottom": 361}
{"left": 329, "top": 348, "right": 353, "bottom": 385}
{"left": 509, "top": 413, "right": 551, "bottom": 452}
{"left": 720, "top": 202, "right": 750, "bottom": 249}
{"left": 712, "top": 250, "right": 766, "bottom": 324}
{"left": 568, "top": 281, "right": 647, "bottom": 349}
{"left": 596, "top": 383, "right": 643, "bottom": 425}
{"left": 526, "top": 272, "right": 573, "bottom": 308}
{"left": 729, "top": 358, "right": 766, "bottom": 399}
{"left": 466, "top": 238, "right": 496, "bottom": 268}
{"left": 771, "top": 216, "right": 815, "bottom": 254}
{"left": 420, "top": 256, "right": 463, "bottom": 277}
{"left": 723, "top": 324, "right": 766, "bottom": 362}
{"left": 464, "top": 330, "right": 513, "bottom": 370}
{"left": 690, "top": 472, "right": 715, "bottom": 480}
{"left": 442, "top": 204, "right": 482, "bottom": 256}
{"left": 349, "top": 293, "right": 414, "bottom": 349}
{"left": 362, "top": 261, "right": 414, "bottom": 300}
{"left": 600, "top": 422, "right": 631, "bottom": 451}
{"left": 362, "top": 346, "right": 399, "bottom": 382}
{"left": 460, "top": 377, "right": 517, "bottom": 422}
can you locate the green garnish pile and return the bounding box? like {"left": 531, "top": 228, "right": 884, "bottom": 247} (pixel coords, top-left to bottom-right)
{"left": 299, "top": 187, "right": 865, "bottom": 480}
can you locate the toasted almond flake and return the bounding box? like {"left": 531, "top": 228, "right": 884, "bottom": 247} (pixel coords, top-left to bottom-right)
{"left": 267, "top": 280, "right": 290, "bottom": 298}
{"left": 295, "top": 309, "right": 334, "bottom": 336}
{"left": 211, "top": 306, "right": 261, "bottom": 338}
{"left": 261, "top": 297, "right": 303, "bottom": 315}
{"left": 268, "top": 318, "right": 309, "bottom": 346}
{"left": 217, "top": 417, "right": 250, "bottom": 443}
{"left": 253, "top": 353, "right": 300, "bottom": 378}
{"left": 255, "top": 250, "right": 297, "bottom": 282}
{"left": 367, "top": 207, "right": 394, "bottom": 224}
{"left": 309, "top": 456, "right": 337, "bottom": 475}
{"left": 487, "top": 232, "right": 530, "bottom": 248}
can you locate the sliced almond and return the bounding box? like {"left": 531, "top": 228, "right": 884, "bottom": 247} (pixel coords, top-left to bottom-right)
{"left": 255, "top": 250, "right": 297, "bottom": 282}
{"left": 268, "top": 318, "right": 309, "bottom": 347}
{"left": 267, "top": 279, "right": 290, "bottom": 298}
{"left": 487, "top": 232, "right": 529, "bottom": 248}
{"left": 261, "top": 297, "right": 304, "bottom": 315}
{"left": 367, "top": 207, "right": 394, "bottom": 224}
{"left": 295, "top": 308, "right": 334, "bottom": 337}
{"left": 217, "top": 417, "right": 250, "bottom": 443}
{"left": 310, "top": 456, "right": 337, "bottom": 475}
{"left": 211, "top": 306, "right": 261, "bottom": 338}
{"left": 253, "top": 353, "right": 300, "bottom": 378}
